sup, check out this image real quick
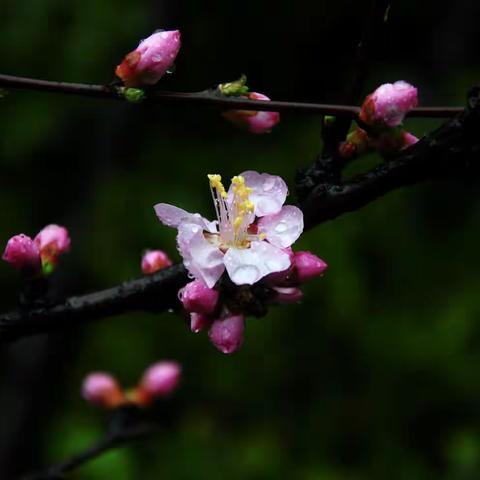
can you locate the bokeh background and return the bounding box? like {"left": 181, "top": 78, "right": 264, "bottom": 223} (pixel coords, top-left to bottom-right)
{"left": 1, "top": 0, "right": 480, "bottom": 478}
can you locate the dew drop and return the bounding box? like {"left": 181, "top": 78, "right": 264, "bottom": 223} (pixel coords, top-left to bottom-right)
{"left": 152, "top": 54, "right": 163, "bottom": 63}
{"left": 232, "top": 265, "right": 259, "bottom": 284}
{"left": 161, "top": 31, "right": 169, "bottom": 39}
{"left": 274, "top": 222, "right": 288, "bottom": 233}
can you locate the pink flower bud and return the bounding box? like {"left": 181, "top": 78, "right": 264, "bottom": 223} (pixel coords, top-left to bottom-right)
{"left": 360, "top": 81, "right": 418, "bottom": 127}
{"left": 223, "top": 92, "right": 280, "bottom": 134}
{"left": 208, "top": 312, "right": 245, "bottom": 355}
{"left": 179, "top": 280, "right": 219, "bottom": 315}
{"left": 270, "top": 286, "right": 304, "bottom": 304}
{"left": 140, "top": 361, "right": 182, "bottom": 398}
{"left": 141, "top": 249, "right": 172, "bottom": 274}
{"left": 82, "top": 372, "right": 125, "bottom": 408}
{"left": 34, "top": 225, "right": 70, "bottom": 274}
{"left": 2, "top": 234, "right": 42, "bottom": 275}
{"left": 293, "top": 251, "right": 328, "bottom": 283}
{"left": 190, "top": 312, "right": 213, "bottom": 333}
{"left": 402, "top": 131, "right": 419, "bottom": 148}
{"left": 116, "top": 30, "right": 181, "bottom": 87}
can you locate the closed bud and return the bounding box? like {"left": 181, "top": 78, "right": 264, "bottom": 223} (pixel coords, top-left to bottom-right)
{"left": 140, "top": 361, "right": 182, "bottom": 400}
{"left": 208, "top": 312, "right": 245, "bottom": 355}
{"left": 141, "top": 249, "right": 172, "bottom": 274}
{"left": 223, "top": 92, "right": 280, "bottom": 134}
{"left": 116, "top": 30, "right": 181, "bottom": 87}
{"left": 292, "top": 251, "right": 328, "bottom": 283}
{"left": 2, "top": 234, "right": 42, "bottom": 276}
{"left": 190, "top": 312, "right": 213, "bottom": 333}
{"left": 82, "top": 372, "right": 125, "bottom": 408}
{"left": 360, "top": 81, "right": 418, "bottom": 127}
{"left": 34, "top": 224, "right": 70, "bottom": 275}
{"left": 179, "top": 280, "right": 219, "bottom": 315}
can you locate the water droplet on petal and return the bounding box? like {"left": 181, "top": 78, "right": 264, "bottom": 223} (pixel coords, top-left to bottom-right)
{"left": 232, "top": 265, "right": 259, "bottom": 284}
{"left": 152, "top": 54, "right": 163, "bottom": 63}
{"left": 274, "top": 222, "right": 288, "bottom": 233}
{"left": 160, "top": 31, "right": 169, "bottom": 39}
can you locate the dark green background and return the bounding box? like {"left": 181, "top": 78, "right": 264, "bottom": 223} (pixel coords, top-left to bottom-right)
{"left": 1, "top": 0, "right": 480, "bottom": 478}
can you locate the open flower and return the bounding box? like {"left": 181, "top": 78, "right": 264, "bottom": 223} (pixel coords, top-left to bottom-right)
{"left": 155, "top": 171, "right": 303, "bottom": 288}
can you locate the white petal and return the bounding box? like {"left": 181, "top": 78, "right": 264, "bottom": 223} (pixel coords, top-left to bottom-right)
{"left": 228, "top": 171, "right": 288, "bottom": 217}
{"left": 258, "top": 205, "right": 304, "bottom": 248}
{"left": 177, "top": 224, "right": 225, "bottom": 288}
{"left": 223, "top": 241, "right": 291, "bottom": 285}
{"left": 154, "top": 203, "right": 216, "bottom": 232}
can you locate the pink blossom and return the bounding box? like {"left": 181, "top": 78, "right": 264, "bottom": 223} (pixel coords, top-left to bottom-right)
{"left": 190, "top": 312, "right": 213, "bottom": 333}
{"left": 179, "top": 280, "right": 219, "bottom": 314}
{"left": 34, "top": 224, "right": 70, "bottom": 271}
{"left": 141, "top": 249, "right": 172, "bottom": 274}
{"left": 116, "top": 30, "right": 181, "bottom": 87}
{"left": 2, "top": 234, "right": 41, "bottom": 275}
{"left": 154, "top": 171, "right": 304, "bottom": 288}
{"left": 360, "top": 81, "right": 418, "bottom": 127}
{"left": 208, "top": 311, "right": 245, "bottom": 354}
{"left": 223, "top": 92, "right": 280, "bottom": 134}
{"left": 292, "top": 251, "right": 328, "bottom": 283}
{"left": 140, "top": 361, "right": 181, "bottom": 398}
{"left": 82, "top": 372, "right": 125, "bottom": 408}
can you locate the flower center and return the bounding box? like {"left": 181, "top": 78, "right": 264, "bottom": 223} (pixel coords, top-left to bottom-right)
{"left": 207, "top": 174, "right": 258, "bottom": 249}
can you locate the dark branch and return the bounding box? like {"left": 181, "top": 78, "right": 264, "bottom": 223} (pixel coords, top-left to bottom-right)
{"left": 24, "top": 407, "right": 157, "bottom": 480}
{"left": 0, "top": 265, "right": 188, "bottom": 343}
{"left": 0, "top": 73, "right": 461, "bottom": 118}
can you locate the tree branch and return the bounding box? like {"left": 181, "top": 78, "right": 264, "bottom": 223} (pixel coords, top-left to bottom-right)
{"left": 0, "top": 73, "right": 461, "bottom": 118}
{"left": 1, "top": 90, "right": 479, "bottom": 344}
{"left": 23, "top": 407, "right": 157, "bottom": 480}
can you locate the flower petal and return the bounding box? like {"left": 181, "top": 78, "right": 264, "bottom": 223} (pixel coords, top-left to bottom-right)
{"left": 223, "top": 241, "right": 291, "bottom": 285}
{"left": 258, "top": 205, "right": 304, "bottom": 248}
{"left": 229, "top": 171, "right": 288, "bottom": 217}
{"left": 177, "top": 223, "right": 225, "bottom": 288}
{"left": 154, "top": 203, "right": 216, "bottom": 232}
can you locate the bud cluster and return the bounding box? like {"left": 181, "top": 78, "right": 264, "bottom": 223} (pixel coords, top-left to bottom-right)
{"left": 82, "top": 361, "right": 182, "bottom": 409}
{"left": 2, "top": 224, "right": 70, "bottom": 277}
{"left": 179, "top": 250, "right": 327, "bottom": 355}
{"left": 339, "top": 81, "right": 419, "bottom": 160}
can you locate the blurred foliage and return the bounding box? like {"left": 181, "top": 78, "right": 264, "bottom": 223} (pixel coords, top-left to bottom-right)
{"left": 1, "top": 0, "right": 480, "bottom": 479}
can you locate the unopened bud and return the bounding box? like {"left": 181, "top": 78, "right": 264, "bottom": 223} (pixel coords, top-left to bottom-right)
{"left": 360, "top": 81, "right": 418, "bottom": 127}
{"left": 292, "top": 251, "right": 328, "bottom": 283}
{"left": 208, "top": 312, "right": 245, "bottom": 355}
{"left": 2, "top": 234, "right": 42, "bottom": 276}
{"left": 116, "top": 30, "right": 181, "bottom": 87}
{"left": 141, "top": 249, "right": 172, "bottom": 274}
{"left": 140, "top": 361, "right": 182, "bottom": 399}
{"left": 223, "top": 92, "right": 280, "bottom": 134}
{"left": 34, "top": 224, "right": 70, "bottom": 275}
{"left": 179, "top": 280, "right": 219, "bottom": 315}
{"left": 82, "top": 372, "right": 125, "bottom": 408}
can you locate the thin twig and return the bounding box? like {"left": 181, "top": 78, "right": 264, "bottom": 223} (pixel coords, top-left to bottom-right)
{"left": 24, "top": 423, "right": 156, "bottom": 479}
{"left": 0, "top": 73, "right": 462, "bottom": 118}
